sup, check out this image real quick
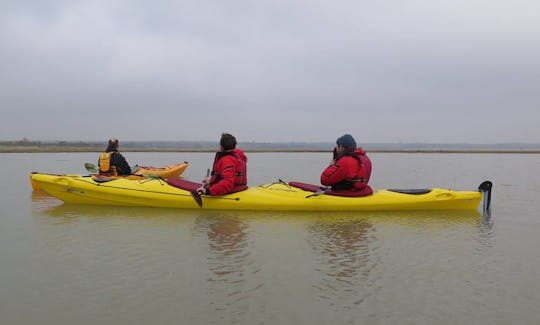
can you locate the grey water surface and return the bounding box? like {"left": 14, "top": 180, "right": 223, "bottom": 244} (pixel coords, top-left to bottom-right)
{"left": 1, "top": 152, "right": 539, "bottom": 325}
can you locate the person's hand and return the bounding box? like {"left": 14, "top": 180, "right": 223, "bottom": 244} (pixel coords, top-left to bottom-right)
{"left": 330, "top": 147, "right": 339, "bottom": 164}
{"left": 196, "top": 185, "right": 207, "bottom": 195}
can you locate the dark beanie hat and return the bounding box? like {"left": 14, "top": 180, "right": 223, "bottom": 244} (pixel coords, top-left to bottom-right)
{"left": 336, "top": 134, "right": 356, "bottom": 148}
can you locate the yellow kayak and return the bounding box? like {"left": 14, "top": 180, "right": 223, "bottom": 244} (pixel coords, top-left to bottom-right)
{"left": 126, "top": 162, "right": 189, "bottom": 179}
{"left": 30, "top": 162, "right": 188, "bottom": 190}
{"left": 30, "top": 173, "right": 492, "bottom": 212}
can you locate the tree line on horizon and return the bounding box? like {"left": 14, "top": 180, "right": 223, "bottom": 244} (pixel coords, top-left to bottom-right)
{"left": 2, "top": 138, "right": 540, "bottom": 151}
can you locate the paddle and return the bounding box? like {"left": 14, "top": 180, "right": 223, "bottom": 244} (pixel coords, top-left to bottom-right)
{"left": 190, "top": 190, "right": 203, "bottom": 207}
{"left": 84, "top": 162, "right": 99, "bottom": 173}
{"left": 84, "top": 162, "right": 160, "bottom": 179}
{"left": 191, "top": 168, "right": 211, "bottom": 208}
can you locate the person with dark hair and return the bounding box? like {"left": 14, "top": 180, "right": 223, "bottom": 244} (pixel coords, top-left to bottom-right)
{"left": 320, "top": 134, "right": 372, "bottom": 193}
{"left": 98, "top": 138, "right": 132, "bottom": 176}
{"left": 196, "top": 133, "right": 248, "bottom": 196}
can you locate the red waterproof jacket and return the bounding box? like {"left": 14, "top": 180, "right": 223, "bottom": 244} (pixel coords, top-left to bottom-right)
{"left": 208, "top": 149, "right": 248, "bottom": 195}
{"left": 320, "top": 148, "right": 372, "bottom": 191}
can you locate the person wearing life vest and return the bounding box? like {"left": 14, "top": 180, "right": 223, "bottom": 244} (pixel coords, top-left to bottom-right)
{"left": 196, "top": 133, "right": 248, "bottom": 196}
{"left": 320, "top": 134, "right": 372, "bottom": 192}
{"left": 98, "top": 138, "right": 132, "bottom": 176}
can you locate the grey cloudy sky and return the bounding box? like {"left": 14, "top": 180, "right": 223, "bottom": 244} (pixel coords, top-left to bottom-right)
{"left": 1, "top": 0, "right": 539, "bottom": 143}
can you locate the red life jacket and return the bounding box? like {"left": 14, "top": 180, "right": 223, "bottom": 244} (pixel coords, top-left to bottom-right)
{"left": 324, "top": 148, "right": 372, "bottom": 191}
{"left": 350, "top": 148, "right": 371, "bottom": 186}
{"left": 208, "top": 149, "right": 248, "bottom": 195}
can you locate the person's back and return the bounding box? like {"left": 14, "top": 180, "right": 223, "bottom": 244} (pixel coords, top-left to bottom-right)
{"left": 321, "top": 134, "right": 372, "bottom": 192}
{"left": 98, "top": 138, "right": 131, "bottom": 176}
{"left": 208, "top": 148, "right": 248, "bottom": 195}
{"left": 197, "top": 133, "right": 248, "bottom": 196}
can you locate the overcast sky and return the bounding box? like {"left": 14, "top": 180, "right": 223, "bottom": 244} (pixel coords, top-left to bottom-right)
{"left": 1, "top": 0, "right": 539, "bottom": 143}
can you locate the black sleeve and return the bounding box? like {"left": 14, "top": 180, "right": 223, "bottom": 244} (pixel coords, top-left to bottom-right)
{"left": 111, "top": 152, "right": 131, "bottom": 175}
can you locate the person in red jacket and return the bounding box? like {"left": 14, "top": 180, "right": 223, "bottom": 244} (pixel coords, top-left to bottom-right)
{"left": 196, "top": 133, "right": 248, "bottom": 196}
{"left": 320, "top": 134, "right": 372, "bottom": 193}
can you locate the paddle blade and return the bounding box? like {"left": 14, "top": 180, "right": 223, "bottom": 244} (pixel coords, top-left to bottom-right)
{"left": 190, "top": 190, "right": 203, "bottom": 207}
{"left": 84, "top": 162, "right": 98, "bottom": 173}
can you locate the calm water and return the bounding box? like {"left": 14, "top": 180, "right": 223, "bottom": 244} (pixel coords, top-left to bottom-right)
{"left": 1, "top": 152, "right": 540, "bottom": 324}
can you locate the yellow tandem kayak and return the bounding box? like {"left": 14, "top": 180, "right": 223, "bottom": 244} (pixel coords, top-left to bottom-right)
{"left": 29, "top": 173, "right": 492, "bottom": 212}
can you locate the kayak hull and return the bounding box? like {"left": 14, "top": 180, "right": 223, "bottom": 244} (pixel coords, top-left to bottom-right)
{"left": 30, "top": 173, "right": 486, "bottom": 211}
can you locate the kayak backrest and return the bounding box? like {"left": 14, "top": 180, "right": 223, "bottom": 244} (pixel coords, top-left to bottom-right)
{"left": 387, "top": 189, "right": 432, "bottom": 195}
{"left": 167, "top": 178, "right": 201, "bottom": 191}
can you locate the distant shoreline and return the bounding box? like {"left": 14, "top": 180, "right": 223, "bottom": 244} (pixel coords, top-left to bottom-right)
{"left": 2, "top": 145, "right": 540, "bottom": 154}
{"left": 3, "top": 139, "right": 540, "bottom": 153}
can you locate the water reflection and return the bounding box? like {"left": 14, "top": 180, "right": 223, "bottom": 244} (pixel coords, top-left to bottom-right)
{"left": 194, "top": 214, "right": 263, "bottom": 324}
{"left": 33, "top": 191, "right": 495, "bottom": 324}
{"left": 474, "top": 210, "right": 495, "bottom": 254}
{"left": 308, "top": 216, "right": 379, "bottom": 311}
{"left": 206, "top": 216, "right": 250, "bottom": 277}
{"left": 306, "top": 209, "right": 492, "bottom": 319}
{"left": 41, "top": 202, "right": 197, "bottom": 221}
{"left": 31, "top": 190, "right": 62, "bottom": 211}
{"left": 480, "top": 210, "right": 494, "bottom": 231}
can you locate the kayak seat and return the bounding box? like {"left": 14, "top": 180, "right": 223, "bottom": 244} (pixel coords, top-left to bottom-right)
{"left": 289, "top": 181, "right": 373, "bottom": 197}
{"left": 167, "top": 178, "right": 248, "bottom": 194}
{"left": 167, "top": 178, "right": 202, "bottom": 191}
{"left": 387, "top": 189, "right": 432, "bottom": 195}
{"left": 326, "top": 186, "right": 373, "bottom": 197}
